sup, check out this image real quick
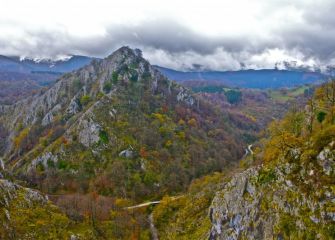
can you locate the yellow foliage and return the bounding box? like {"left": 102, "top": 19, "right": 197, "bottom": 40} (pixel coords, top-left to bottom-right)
{"left": 13, "top": 127, "right": 29, "bottom": 149}
{"left": 178, "top": 119, "right": 185, "bottom": 125}
{"left": 245, "top": 113, "right": 257, "bottom": 122}
{"left": 177, "top": 131, "right": 186, "bottom": 140}
{"left": 152, "top": 113, "right": 167, "bottom": 123}
{"left": 187, "top": 118, "right": 197, "bottom": 127}
{"left": 164, "top": 140, "right": 172, "bottom": 148}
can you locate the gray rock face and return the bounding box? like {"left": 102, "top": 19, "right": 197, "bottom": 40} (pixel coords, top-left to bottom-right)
{"left": 0, "top": 179, "right": 50, "bottom": 233}
{"left": 209, "top": 159, "right": 335, "bottom": 240}
{"left": 0, "top": 158, "right": 4, "bottom": 170}
{"left": 28, "top": 152, "right": 58, "bottom": 172}
{"left": 41, "top": 111, "right": 54, "bottom": 126}
{"left": 66, "top": 97, "right": 81, "bottom": 116}
{"left": 0, "top": 179, "right": 48, "bottom": 209}
{"left": 78, "top": 118, "right": 101, "bottom": 147}
{"left": 209, "top": 167, "right": 270, "bottom": 240}
{"left": 177, "top": 86, "right": 195, "bottom": 106}
{"left": 41, "top": 104, "right": 62, "bottom": 126}
{"left": 317, "top": 144, "right": 335, "bottom": 175}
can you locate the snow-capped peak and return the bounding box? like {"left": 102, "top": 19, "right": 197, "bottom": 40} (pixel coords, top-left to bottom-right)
{"left": 19, "top": 55, "right": 73, "bottom": 63}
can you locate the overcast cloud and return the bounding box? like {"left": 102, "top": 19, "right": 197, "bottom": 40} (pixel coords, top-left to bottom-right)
{"left": 0, "top": 0, "right": 335, "bottom": 70}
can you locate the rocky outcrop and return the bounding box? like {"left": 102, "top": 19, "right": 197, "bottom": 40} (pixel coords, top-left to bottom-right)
{"left": 317, "top": 141, "right": 335, "bottom": 175}
{"left": 0, "top": 179, "right": 75, "bottom": 239}
{"left": 209, "top": 155, "right": 335, "bottom": 239}
{"left": 66, "top": 97, "right": 82, "bottom": 116}
{"left": 209, "top": 167, "right": 270, "bottom": 240}
{"left": 41, "top": 104, "right": 62, "bottom": 126}
{"left": 0, "top": 179, "right": 48, "bottom": 215}
{"left": 28, "top": 152, "right": 58, "bottom": 172}
{"left": 177, "top": 86, "right": 195, "bottom": 106}
{"left": 119, "top": 148, "right": 134, "bottom": 158}
{"left": 78, "top": 118, "right": 101, "bottom": 147}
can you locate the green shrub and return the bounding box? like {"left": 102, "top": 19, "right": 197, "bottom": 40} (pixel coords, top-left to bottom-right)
{"left": 80, "top": 95, "right": 90, "bottom": 106}
{"left": 36, "top": 162, "right": 45, "bottom": 172}
{"left": 103, "top": 82, "right": 112, "bottom": 93}
{"left": 129, "top": 69, "right": 138, "bottom": 82}
{"left": 258, "top": 168, "right": 276, "bottom": 184}
{"left": 313, "top": 125, "right": 335, "bottom": 151}
{"left": 99, "top": 130, "right": 109, "bottom": 144}
{"left": 224, "top": 89, "right": 242, "bottom": 104}
{"left": 47, "top": 159, "right": 55, "bottom": 168}
{"left": 317, "top": 111, "right": 327, "bottom": 124}
{"left": 112, "top": 71, "right": 119, "bottom": 84}
{"left": 97, "top": 92, "right": 104, "bottom": 99}
{"left": 57, "top": 160, "right": 68, "bottom": 170}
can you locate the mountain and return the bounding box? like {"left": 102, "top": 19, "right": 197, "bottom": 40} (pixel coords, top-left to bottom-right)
{"left": 1, "top": 47, "right": 334, "bottom": 239}
{"left": 0, "top": 55, "right": 95, "bottom": 73}
{"left": 155, "top": 66, "right": 327, "bottom": 89}
{"left": 0, "top": 54, "right": 328, "bottom": 104}
{"left": 0, "top": 47, "right": 252, "bottom": 238}
{"left": 151, "top": 81, "right": 335, "bottom": 239}
{"left": 0, "top": 55, "right": 96, "bottom": 104}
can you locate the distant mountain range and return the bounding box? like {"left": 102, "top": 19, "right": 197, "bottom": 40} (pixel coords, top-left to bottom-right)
{"left": 0, "top": 55, "right": 94, "bottom": 73}
{"left": 0, "top": 54, "right": 331, "bottom": 90}
{"left": 155, "top": 66, "right": 328, "bottom": 89}
{"left": 0, "top": 55, "right": 96, "bottom": 104}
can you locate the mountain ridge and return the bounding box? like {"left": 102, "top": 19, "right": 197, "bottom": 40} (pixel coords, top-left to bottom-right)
{"left": 155, "top": 66, "right": 327, "bottom": 89}
{"left": 0, "top": 47, "right": 245, "bottom": 204}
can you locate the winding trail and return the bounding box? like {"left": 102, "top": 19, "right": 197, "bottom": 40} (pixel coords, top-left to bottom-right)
{"left": 248, "top": 144, "right": 254, "bottom": 155}
{"left": 124, "top": 196, "right": 183, "bottom": 240}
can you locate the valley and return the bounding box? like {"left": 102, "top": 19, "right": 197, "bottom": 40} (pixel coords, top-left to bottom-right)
{"left": 0, "top": 47, "right": 334, "bottom": 239}
{"left": 1, "top": 1, "right": 335, "bottom": 239}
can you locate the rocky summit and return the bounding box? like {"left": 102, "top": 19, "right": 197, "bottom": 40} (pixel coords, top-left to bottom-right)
{"left": 0, "top": 47, "right": 247, "bottom": 239}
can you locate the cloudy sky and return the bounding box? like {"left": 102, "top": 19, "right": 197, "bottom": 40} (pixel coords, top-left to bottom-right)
{"left": 1, "top": 0, "right": 335, "bottom": 70}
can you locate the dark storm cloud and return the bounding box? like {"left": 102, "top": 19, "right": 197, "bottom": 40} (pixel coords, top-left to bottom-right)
{"left": 77, "top": 15, "right": 335, "bottom": 66}
{"left": 1, "top": 1, "right": 335, "bottom": 70}
{"left": 102, "top": 21, "right": 247, "bottom": 54}
{"left": 0, "top": 20, "right": 272, "bottom": 58}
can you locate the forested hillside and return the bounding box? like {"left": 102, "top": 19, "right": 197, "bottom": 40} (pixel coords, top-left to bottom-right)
{"left": 153, "top": 81, "right": 335, "bottom": 239}
{"left": 1, "top": 47, "right": 333, "bottom": 239}
{"left": 0, "top": 47, "right": 250, "bottom": 239}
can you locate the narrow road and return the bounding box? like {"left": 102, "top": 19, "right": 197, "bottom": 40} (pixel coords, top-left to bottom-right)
{"left": 125, "top": 200, "right": 161, "bottom": 210}
{"left": 248, "top": 144, "right": 254, "bottom": 155}
{"left": 244, "top": 144, "right": 254, "bottom": 156}
{"left": 124, "top": 196, "right": 183, "bottom": 210}
{"left": 124, "top": 196, "right": 183, "bottom": 240}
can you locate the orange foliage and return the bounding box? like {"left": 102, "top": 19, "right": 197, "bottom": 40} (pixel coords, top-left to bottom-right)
{"left": 139, "top": 147, "right": 148, "bottom": 158}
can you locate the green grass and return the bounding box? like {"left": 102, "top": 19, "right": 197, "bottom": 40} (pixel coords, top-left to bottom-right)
{"left": 268, "top": 86, "right": 311, "bottom": 102}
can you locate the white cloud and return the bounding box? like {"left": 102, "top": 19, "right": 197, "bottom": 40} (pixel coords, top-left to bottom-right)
{"left": 0, "top": 0, "right": 334, "bottom": 70}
